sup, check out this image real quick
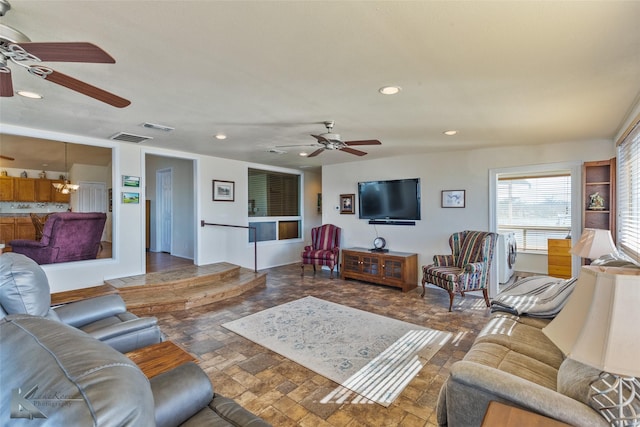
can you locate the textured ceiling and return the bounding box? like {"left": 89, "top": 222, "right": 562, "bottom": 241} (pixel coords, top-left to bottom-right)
{"left": 1, "top": 1, "right": 639, "bottom": 170}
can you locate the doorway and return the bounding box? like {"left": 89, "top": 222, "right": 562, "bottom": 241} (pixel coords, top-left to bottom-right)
{"left": 156, "top": 168, "right": 172, "bottom": 254}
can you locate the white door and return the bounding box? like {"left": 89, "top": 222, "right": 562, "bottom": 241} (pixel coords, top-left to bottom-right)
{"left": 78, "top": 182, "right": 107, "bottom": 212}
{"left": 156, "top": 168, "right": 172, "bottom": 253}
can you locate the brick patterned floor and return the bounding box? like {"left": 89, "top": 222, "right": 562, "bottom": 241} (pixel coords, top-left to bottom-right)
{"left": 154, "top": 263, "right": 492, "bottom": 426}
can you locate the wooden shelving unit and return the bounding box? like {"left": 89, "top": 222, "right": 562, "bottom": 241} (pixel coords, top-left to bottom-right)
{"left": 583, "top": 159, "right": 616, "bottom": 239}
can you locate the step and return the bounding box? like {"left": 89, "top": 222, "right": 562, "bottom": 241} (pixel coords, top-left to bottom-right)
{"left": 116, "top": 264, "right": 266, "bottom": 315}
{"left": 106, "top": 262, "right": 241, "bottom": 293}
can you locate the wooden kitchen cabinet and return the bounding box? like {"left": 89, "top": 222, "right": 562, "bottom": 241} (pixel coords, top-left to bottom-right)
{"left": 0, "top": 217, "right": 15, "bottom": 245}
{"left": 0, "top": 177, "right": 14, "bottom": 201}
{"left": 36, "top": 179, "right": 54, "bottom": 202}
{"left": 14, "top": 217, "right": 36, "bottom": 240}
{"left": 341, "top": 247, "right": 418, "bottom": 292}
{"left": 14, "top": 178, "right": 36, "bottom": 202}
{"left": 51, "top": 180, "right": 71, "bottom": 203}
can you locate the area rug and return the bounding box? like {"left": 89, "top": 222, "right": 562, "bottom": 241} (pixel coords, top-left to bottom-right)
{"left": 222, "top": 296, "right": 452, "bottom": 406}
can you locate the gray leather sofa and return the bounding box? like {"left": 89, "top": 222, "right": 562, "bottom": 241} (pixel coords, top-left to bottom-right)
{"left": 0, "top": 314, "right": 271, "bottom": 426}
{"left": 0, "top": 252, "right": 162, "bottom": 353}
{"left": 436, "top": 311, "right": 609, "bottom": 426}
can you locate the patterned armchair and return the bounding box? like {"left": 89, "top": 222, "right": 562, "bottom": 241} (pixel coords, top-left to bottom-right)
{"left": 301, "top": 224, "right": 341, "bottom": 279}
{"left": 421, "top": 230, "right": 498, "bottom": 311}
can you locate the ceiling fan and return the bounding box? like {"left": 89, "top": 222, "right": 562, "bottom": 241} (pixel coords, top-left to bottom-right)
{"left": 0, "top": 0, "right": 130, "bottom": 108}
{"left": 278, "top": 121, "right": 382, "bottom": 157}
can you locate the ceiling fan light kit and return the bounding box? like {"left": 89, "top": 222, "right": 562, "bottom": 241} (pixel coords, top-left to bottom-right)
{"left": 0, "top": 1, "right": 130, "bottom": 107}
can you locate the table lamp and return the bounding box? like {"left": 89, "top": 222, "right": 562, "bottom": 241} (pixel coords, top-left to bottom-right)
{"left": 543, "top": 266, "right": 640, "bottom": 426}
{"left": 570, "top": 228, "right": 617, "bottom": 261}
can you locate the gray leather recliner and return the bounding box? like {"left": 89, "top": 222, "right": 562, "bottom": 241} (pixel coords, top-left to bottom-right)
{"left": 0, "top": 252, "right": 162, "bottom": 353}
{"left": 1, "top": 314, "right": 271, "bottom": 426}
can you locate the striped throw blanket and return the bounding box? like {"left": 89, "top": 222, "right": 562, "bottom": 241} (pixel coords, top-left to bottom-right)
{"left": 491, "top": 275, "right": 577, "bottom": 318}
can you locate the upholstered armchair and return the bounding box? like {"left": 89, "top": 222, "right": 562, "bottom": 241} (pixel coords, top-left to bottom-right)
{"left": 301, "top": 224, "right": 341, "bottom": 278}
{"left": 10, "top": 212, "right": 106, "bottom": 264}
{"left": 421, "top": 230, "right": 498, "bottom": 311}
{"left": 0, "top": 252, "right": 163, "bottom": 353}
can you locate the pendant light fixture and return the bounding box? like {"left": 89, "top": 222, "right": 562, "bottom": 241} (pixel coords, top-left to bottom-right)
{"left": 52, "top": 143, "right": 79, "bottom": 194}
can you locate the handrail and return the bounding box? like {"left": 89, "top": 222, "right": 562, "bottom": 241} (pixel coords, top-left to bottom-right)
{"left": 200, "top": 220, "right": 257, "bottom": 273}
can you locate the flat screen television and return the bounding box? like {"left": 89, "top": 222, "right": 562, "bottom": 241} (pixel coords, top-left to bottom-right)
{"left": 358, "top": 178, "right": 421, "bottom": 221}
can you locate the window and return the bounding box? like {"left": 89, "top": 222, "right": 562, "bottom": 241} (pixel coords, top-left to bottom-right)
{"left": 497, "top": 173, "right": 572, "bottom": 252}
{"left": 248, "top": 168, "right": 301, "bottom": 242}
{"left": 617, "top": 119, "right": 640, "bottom": 263}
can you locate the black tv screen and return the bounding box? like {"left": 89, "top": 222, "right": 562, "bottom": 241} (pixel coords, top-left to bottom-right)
{"left": 358, "top": 178, "right": 421, "bottom": 221}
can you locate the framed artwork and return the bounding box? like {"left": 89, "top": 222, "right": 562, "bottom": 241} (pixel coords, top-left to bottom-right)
{"left": 340, "top": 193, "right": 355, "bottom": 214}
{"left": 122, "top": 192, "right": 140, "bottom": 204}
{"left": 317, "top": 193, "right": 322, "bottom": 214}
{"left": 213, "top": 180, "right": 235, "bottom": 202}
{"left": 108, "top": 188, "right": 113, "bottom": 212}
{"left": 122, "top": 175, "right": 140, "bottom": 187}
{"left": 441, "top": 190, "right": 465, "bottom": 208}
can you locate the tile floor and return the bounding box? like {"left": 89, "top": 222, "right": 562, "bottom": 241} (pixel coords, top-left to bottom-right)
{"left": 152, "top": 262, "right": 496, "bottom": 426}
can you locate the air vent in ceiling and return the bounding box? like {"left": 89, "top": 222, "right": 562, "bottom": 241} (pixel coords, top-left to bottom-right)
{"left": 110, "top": 132, "right": 153, "bottom": 143}
{"left": 142, "top": 122, "right": 174, "bottom": 132}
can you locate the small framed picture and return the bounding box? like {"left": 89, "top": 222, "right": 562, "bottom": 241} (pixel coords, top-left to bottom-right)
{"left": 122, "top": 192, "right": 140, "bottom": 204}
{"left": 441, "top": 190, "right": 465, "bottom": 208}
{"left": 213, "top": 180, "right": 235, "bottom": 202}
{"left": 340, "top": 194, "right": 355, "bottom": 214}
{"left": 122, "top": 175, "right": 140, "bottom": 187}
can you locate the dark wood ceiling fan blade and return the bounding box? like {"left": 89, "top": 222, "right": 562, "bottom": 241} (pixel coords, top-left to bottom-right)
{"left": 0, "top": 69, "right": 14, "bottom": 96}
{"left": 17, "top": 42, "right": 116, "bottom": 63}
{"left": 344, "top": 139, "right": 382, "bottom": 146}
{"left": 36, "top": 68, "right": 130, "bottom": 108}
{"left": 0, "top": 155, "right": 15, "bottom": 161}
{"left": 340, "top": 147, "right": 368, "bottom": 156}
{"left": 311, "top": 134, "right": 329, "bottom": 143}
{"left": 308, "top": 148, "right": 325, "bottom": 157}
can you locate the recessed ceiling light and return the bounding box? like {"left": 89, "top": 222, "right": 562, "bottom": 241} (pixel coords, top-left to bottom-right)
{"left": 17, "top": 90, "right": 43, "bottom": 99}
{"left": 299, "top": 152, "right": 308, "bottom": 157}
{"left": 214, "top": 133, "right": 227, "bottom": 140}
{"left": 379, "top": 86, "right": 401, "bottom": 95}
{"left": 443, "top": 130, "right": 458, "bottom": 136}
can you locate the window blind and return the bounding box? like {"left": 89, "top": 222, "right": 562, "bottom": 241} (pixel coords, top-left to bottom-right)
{"left": 497, "top": 174, "right": 571, "bottom": 251}
{"left": 617, "top": 120, "right": 640, "bottom": 262}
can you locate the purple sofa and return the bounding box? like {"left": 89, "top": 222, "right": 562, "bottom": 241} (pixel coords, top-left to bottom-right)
{"left": 10, "top": 212, "right": 107, "bottom": 264}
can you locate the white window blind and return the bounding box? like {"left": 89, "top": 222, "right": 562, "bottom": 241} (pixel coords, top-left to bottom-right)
{"left": 497, "top": 174, "right": 571, "bottom": 252}
{"left": 617, "top": 120, "right": 640, "bottom": 262}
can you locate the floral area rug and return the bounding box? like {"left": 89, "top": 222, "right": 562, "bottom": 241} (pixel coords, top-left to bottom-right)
{"left": 222, "top": 296, "right": 452, "bottom": 406}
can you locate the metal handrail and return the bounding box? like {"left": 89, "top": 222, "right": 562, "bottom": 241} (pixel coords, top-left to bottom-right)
{"left": 200, "top": 220, "right": 257, "bottom": 273}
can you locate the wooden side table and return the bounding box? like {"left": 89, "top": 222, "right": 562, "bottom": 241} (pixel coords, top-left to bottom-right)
{"left": 125, "top": 341, "right": 197, "bottom": 379}
{"left": 482, "top": 401, "right": 571, "bottom": 427}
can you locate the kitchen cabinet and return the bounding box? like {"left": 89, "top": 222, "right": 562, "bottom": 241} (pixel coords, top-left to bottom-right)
{"left": 14, "top": 217, "right": 36, "bottom": 240}
{"left": 51, "top": 180, "right": 71, "bottom": 203}
{"left": 0, "top": 217, "right": 15, "bottom": 245}
{"left": 14, "top": 178, "right": 36, "bottom": 202}
{"left": 341, "top": 247, "right": 418, "bottom": 292}
{"left": 0, "top": 177, "right": 14, "bottom": 201}
{"left": 36, "top": 179, "right": 54, "bottom": 202}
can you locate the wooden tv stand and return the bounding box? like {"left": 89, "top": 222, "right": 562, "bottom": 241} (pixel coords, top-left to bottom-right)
{"left": 341, "top": 248, "right": 418, "bottom": 292}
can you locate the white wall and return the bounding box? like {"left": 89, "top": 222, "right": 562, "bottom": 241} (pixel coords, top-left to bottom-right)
{"left": 1, "top": 124, "right": 318, "bottom": 292}
{"left": 322, "top": 139, "right": 616, "bottom": 289}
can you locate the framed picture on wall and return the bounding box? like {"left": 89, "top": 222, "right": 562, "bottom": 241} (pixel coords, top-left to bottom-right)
{"left": 213, "top": 180, "right": 235, "bottom": 202}
{"left": 122, "top": 192, "right": 140, "bottom": 204}
{"left": 122, "top": 175, "right": 140, "bottom": 187}
{"left": 441, "top": 190, "right": 465, "bottom": 208}
{"left": 340, "top": 194, "right": 355, "bottom": 214}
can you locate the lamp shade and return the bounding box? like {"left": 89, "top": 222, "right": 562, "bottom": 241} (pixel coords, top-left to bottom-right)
{"left": 570, "top": 228, "right": 616, "bottom": 260}
{"left": 542, "top": 266, "right": 640, "bottom": 378}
